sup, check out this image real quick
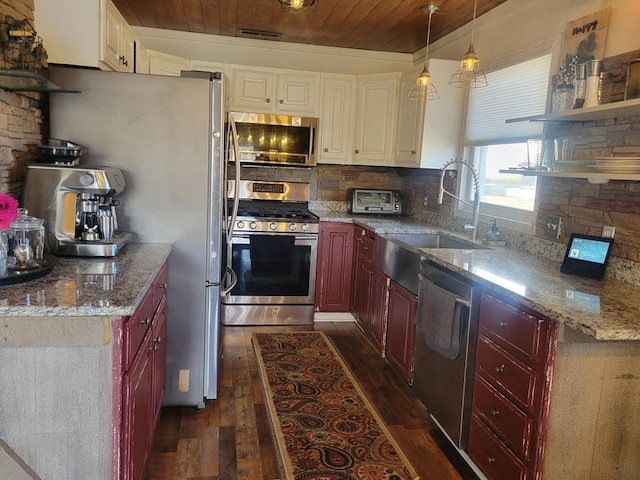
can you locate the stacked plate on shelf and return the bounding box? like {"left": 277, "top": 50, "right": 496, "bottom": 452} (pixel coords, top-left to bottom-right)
{"left": 589, "top": 156, "right": 640, "bottom": 173}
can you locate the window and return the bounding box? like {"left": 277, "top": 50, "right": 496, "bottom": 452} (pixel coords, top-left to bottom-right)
{"left": 460, "top": 54, "right": 552, "bottom": 232}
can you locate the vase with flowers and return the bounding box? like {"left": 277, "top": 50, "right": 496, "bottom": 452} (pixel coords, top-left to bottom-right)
{"left": 0, "top": 192, "right": 18, "bottom": 229}
{"left": 552, "top": 55, "right": 582, "bottom": 113}
{"left": 0, "top": 193, "right": 18, "bottom": 275}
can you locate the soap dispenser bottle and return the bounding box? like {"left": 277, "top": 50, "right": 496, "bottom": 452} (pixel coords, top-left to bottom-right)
{"left": 486, "top": 219, "right": 502, "bottom": 242}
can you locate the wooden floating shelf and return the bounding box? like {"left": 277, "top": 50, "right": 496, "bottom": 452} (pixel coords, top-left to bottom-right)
{"left": 499, "top": 169, "right": 640, "bottom": 183}
{"left": 506, "top": 97, "right": 640, "bottom": 123}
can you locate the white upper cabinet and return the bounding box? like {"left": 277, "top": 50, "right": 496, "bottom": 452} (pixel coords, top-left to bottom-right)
{"left": 354, "top": 73, "right": 400, "bottom": 165}
{"left": 318, "top": 72, "right": 400, "bottom": 166}
{"left": 394, "top": 66, "right": 426, "bottom": 167}
{"left": 34, "top": 0, "right": 134, "bottom": 72}
{"left": 147, "top": 50, "right": 190, "bottom": 76}
{"left": 230, "top": 67, "right": 320, "bottom": 115}
{"left": 318, "top": 74, "right": 356, "bottom": 165}
{"left": 102, "top": 0, "right": 134, "bottom": 72}
{"left": 394, "top": 59, "right": 464, "bottom": 169}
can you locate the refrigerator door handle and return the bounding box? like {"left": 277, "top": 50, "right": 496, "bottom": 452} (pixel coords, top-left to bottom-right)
{"left": 222, "top": 114, "right": 241, "bottom": 294}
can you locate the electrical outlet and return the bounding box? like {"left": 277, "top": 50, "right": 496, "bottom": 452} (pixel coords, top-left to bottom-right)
{"left": 423, "top": 195, "right": 428, "bottom": 207}
{"left": 545, "top": 215, "right": 562, "bottom": 239}
{"left": 602, "top": 225, "right": 615, "bottom": 238}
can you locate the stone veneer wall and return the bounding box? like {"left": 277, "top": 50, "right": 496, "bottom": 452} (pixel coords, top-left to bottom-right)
{"left": 237, "top": 163, "right": 456, "bottom": 218}
{"left": 539, "top": 114, "right": 640, "bottom": 262}
{"left": 0, "top": 0, "right": 44, "bottom": 199}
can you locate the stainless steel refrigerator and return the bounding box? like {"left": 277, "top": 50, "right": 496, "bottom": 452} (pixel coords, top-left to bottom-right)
{"left": 48, "top": 66, "right": 226, "bottom": 407}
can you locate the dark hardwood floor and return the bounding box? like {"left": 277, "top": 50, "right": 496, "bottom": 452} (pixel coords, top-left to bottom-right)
{"left": 143, "top": 322, "right": 480, "bottom": 480}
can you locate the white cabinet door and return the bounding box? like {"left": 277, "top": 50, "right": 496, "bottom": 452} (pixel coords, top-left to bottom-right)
{"left": 119, "top": 16, "right": 135, "bottom": 73}
{"left": 394, "top": 67, "right": 425, "bottom": 167}
{"left": 231, "top": 68, "right": 319, "bottom": 115}
{"left": 318, "top": 74, "right": 356, "bottom": 164}
{"left": 232, "top": 69, "right": 276, "bottom": 110}
{"left": 394, "top": 60, "right": 464, "bottom": 169}
{"left": 148, "top": 50, "right": 190, "bottom": 76}
{"left": 276, "top": 73, "right": 319, "bottom": 114}
{"left": 354, "top": 73, "right": 400, "bottom": 165}
{"left": 100, "top": 0, "right": 134, "bottom": 72}
{"left": 102, "top": 2, "right": 121, "bottom": 71}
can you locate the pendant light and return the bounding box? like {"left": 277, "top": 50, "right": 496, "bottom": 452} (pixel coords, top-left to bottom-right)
{"left": 277, "top": 0, "right": 317, "bottom": 12}
{"left": 409, "top": 5, "right": 440, "bottom": 101}
{"left": 448, "top": 0, "right": 488, "bottom": 88}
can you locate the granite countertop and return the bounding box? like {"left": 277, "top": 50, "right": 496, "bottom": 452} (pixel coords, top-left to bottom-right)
{"left": 313, "top": 211, "right": 640, "bottom": 342}
{"left": 0, "top": 243, "right": 171, "bottom": 317}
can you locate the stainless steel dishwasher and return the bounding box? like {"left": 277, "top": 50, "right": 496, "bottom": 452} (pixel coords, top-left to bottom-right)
{"left": 413, "top": 259, "right": 482, "bottom": 451}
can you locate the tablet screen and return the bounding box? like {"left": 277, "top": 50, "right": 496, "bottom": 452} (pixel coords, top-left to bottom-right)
{"left": 566, "top": 237, "right": 611, "bottom": 264}
{"left": 561, "top": 234, "right": 613, "bottom": 279}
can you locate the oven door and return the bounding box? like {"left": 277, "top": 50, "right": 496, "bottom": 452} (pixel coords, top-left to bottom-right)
{"left": 223, "top": 232, "right": 317, "bottom": 305}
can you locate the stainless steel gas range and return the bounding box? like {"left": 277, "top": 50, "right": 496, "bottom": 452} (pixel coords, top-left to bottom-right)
{"left": 221, "top": 180, "right": 319, "bottom": 325}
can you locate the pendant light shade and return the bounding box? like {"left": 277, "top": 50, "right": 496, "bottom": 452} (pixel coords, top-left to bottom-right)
{"left": 277, "top": 0, "right": 317, "bottom": 12}
{"left": 409, "top": 5, "right": 440, "bottom": 101}
{"left": 448, "top": 0, "right": 488, "bottom": 88}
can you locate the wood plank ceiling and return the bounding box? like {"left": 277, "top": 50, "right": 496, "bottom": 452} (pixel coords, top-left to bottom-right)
{"left": 111, "top": 0, "right": 509, "bottom": 54}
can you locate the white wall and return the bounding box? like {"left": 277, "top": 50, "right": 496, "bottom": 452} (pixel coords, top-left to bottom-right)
{"left": 133, "top": 27, "right": 415, "bottom": 75}
{"left": 429, "top": 0, "right": 640, "bottom": 71}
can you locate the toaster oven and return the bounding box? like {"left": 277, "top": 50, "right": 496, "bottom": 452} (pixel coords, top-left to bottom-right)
{"left": 348, "top": 189, "right": 402, "bottom": 215}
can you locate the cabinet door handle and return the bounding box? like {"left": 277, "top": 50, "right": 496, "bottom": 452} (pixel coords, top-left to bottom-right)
{"left": 119, "top": 55, "right": 128, "bottom": 67}
{"left": 355, "top": 149, "right": 360, "bottom": 154}
{"left": 140, "top": 317, "right": 151, "bottom": 326}
{"left": 324, "top": 148, "right": 328, "bottom": 152}
{"left": 499, "top": 321, "right": 508, "bottom": 328}
{"left": 279, "top": 99, "right": 284, "bottom": 104}
{"left": 486, "top": 455, "right": 496, "bottom": 464}
{"left": 490, "top": 408, "right": 500, "bottom": 417}
{"left": 266, "top": 98, "right": 271, "bottom": 103}
{"left": 494, "top": 364, "right": 505, "bottom": 374}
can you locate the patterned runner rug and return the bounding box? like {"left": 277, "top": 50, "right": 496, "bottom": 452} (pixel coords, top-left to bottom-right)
{"left": 253, "top": 331, "right": 420, "bottom": 480}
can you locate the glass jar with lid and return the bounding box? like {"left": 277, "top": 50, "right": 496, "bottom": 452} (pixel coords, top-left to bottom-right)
{"left": 552, "top": 84, "right": 575, "bottom": 113}
{"left": 4, "top": 208, "right": 45, "bottom": 266}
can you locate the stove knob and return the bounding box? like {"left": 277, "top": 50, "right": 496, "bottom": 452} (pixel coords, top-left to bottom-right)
{"left": 237, "top": 221, "right": 245, "bottom": 229}
{"left": 301, "top": 224, "right": 310, "bottom": 232}
{"left": 249, "top": 222, "right": 258, "bottom": 230}
{"left": 289, "top": 223, "right": 297, "bottom": 231}
{"left": 269, "top": 222, "right": 278, "bottom": 231}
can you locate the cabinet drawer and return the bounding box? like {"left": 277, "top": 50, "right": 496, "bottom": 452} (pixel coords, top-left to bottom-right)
{"left": 124, "top": 287, "right": 155, "bottom": 369}
{"left": 469, "top": 414, "right": 529, "bottom": 480}
{"left": 473, "top": 375, "right": 534, "bottom": 460}
{"left": 480, "top": 294, "right": 543, "bottom": 364}
{"left": 476, "top": 336, "right": 538, "bottom": 412}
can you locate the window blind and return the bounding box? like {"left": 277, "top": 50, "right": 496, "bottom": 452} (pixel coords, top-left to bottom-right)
{"left": 465, "top": 54, "right": 552, "bottom": 146}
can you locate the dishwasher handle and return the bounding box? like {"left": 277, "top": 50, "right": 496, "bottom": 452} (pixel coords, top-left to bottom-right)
{"left": 416, "top": 273, "right": 470, "bottom": 359}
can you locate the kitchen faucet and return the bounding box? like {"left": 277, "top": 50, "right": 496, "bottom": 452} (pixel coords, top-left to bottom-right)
{"left": 437, "top": 159, "right": 480, "bottom": 241}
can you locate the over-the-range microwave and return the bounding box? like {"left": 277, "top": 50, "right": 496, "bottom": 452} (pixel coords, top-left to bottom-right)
{"left": 227, "top": 111, "right": 317, "bottom": 167}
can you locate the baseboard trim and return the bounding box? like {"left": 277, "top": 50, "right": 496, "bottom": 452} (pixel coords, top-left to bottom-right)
{"left": 313, "top": 312, "right": 355, "bottom": 323}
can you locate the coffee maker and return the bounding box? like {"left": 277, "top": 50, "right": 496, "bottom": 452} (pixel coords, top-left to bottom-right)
{"left": 22, "top": 164, "right": 131, "bottom": 257}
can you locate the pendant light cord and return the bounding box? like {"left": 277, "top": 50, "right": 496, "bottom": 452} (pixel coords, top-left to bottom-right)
{"left": 471, "top": 0, "right": 478, "bottom": 44}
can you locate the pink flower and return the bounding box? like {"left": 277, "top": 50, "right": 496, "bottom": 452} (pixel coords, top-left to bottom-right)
{"left": 0, "top": 192, "right": 19, "bottom": 229}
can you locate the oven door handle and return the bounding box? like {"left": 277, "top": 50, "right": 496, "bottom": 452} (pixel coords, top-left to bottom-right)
{"left": 231, "top": 233, "right": 318, "bottom": 242}
{"left": 221, "top": 266, "right": 237, "bottom": 296}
